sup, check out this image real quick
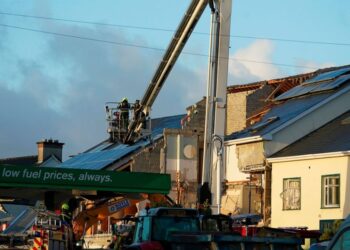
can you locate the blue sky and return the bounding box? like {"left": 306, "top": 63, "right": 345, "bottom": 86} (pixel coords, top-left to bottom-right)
{"left": 0, "top": 0, "right": 349, "bottom": 159}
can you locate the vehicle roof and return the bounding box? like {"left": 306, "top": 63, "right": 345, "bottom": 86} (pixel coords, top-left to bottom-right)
{"left": 140, "top": 207, "right": 198, "bottom": 217}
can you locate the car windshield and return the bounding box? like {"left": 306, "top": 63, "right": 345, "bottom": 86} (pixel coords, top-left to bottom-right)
{"left": 152, "top": 216, "right": 200, "bottom": 241}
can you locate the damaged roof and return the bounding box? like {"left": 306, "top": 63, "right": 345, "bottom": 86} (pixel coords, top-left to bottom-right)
{"left": 275, "top": 67, "right": 350, "bottom": 101}
{"left": 226, "top": 66, "right": 350, "bottom": 141}
{"left": 227, "top": 65, "right": 350, "bottom": 96}
{"left": 59, "top": 114, "right": 184, "bottom": 170}
{"left": 271, "top": 111, "right": 350, "bottom": 157}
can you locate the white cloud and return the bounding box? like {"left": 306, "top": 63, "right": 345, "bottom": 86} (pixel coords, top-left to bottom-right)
{"left": 292, "top": 59, "right": 335, "bottom": 73}
{"left": 228, "top": 40, "right": 281, "bottom": 84}
{"left": 0, "top": 21, "right": 206, "bottom": 159}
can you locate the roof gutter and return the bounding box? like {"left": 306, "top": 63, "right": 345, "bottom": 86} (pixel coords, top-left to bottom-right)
{"left": 267, "top": 150, "right": 350, "bottom": 163}
{"left": 225, "top": 135, "right": 264, "bottom": 146}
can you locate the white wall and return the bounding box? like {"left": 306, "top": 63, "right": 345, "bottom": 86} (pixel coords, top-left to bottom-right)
{"left": 225, "top": 144, "right": 248, "bottom": 182}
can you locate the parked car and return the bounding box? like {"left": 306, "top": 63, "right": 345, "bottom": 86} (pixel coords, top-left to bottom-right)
{"left": 230, "top": 213, "right": 262, "bottom": 226}
{"left": 326, "top": 215, "right": 350, "bottom": 250}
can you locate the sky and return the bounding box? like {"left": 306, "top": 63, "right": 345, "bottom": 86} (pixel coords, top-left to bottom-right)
{"left": 0, "top": 0, "right": 349, "bottom": 160}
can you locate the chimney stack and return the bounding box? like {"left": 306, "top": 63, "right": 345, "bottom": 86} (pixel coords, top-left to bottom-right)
{"left": 37, "top": 139, "right": 64, "bottom": 163}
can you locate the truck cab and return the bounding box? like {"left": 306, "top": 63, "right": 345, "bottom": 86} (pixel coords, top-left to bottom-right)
{"left": 127, "top": 207, "right": 201, "bottom": 249}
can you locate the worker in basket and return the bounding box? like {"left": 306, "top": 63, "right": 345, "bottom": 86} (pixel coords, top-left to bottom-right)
{"left": 118, "top": 97, "right": 130, "bottom": 130}
{"left": 61, "top": 203, "right": 72, "bottom": 226}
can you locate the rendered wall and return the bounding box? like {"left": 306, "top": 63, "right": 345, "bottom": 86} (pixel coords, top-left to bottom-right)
{"left": 236, "top": 142, "right": 265, "bottom": 172}
{"left": 225, "top": 144, "right": 248, "bottom": 182}
{"left": 164, "top": 130, "right": 199, "bottom": 208}
{"left": 271, "top": 155, "right": 350, "bottom": 230}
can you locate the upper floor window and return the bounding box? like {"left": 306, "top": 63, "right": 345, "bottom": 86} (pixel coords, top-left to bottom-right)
{"left": 322, "top": 175, "right": 340, "bottom": 208}
{"left": 282, "top": 178, "right": 301, "bottom": 210}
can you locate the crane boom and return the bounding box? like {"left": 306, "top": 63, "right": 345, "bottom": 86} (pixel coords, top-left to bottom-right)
{"left": 124, "top": 0, "right": 208, "bottom": 143}
{"left": 108, "top": 0, "right": 232, "bottom": 213}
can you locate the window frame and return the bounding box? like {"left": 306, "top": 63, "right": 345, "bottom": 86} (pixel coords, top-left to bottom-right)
{"left": 321, "top": 174, "right": 340, "bottom": 209}
{"left": 282, "top": 177, "right": 301, "bottom": 211}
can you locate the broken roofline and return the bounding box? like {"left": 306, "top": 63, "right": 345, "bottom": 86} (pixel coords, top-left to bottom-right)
{"left": 225, "top": 82, "right": 350, "bottom": 145}
{"left": 226, "top": 70, "right": 314, "bottom": 94}
{"left": 226, "top": 64, "right": 350, "bottom": 94}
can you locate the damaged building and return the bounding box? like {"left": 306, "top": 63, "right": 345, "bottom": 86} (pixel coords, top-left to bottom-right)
{"left": 225, "top": 65, "right": 350, "bottom": 225}
{"left": 58, "top": 64, "right": 350, "bottom": 228}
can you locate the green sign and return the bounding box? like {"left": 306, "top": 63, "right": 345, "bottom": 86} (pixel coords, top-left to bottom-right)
{"left": 0, "top": 165, "right": 171, "bottom": 194}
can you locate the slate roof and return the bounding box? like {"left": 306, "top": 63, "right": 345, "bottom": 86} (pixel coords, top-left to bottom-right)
{"left": 271, "top": 111, "right": 350, "bottom": 158}
{"left": 59, "top": 114, "right": 184, "bottom": 170}
{"left": 226, "top": 92, "right": 333, "bottom": 140}
{"left": 3, "top": 207, "right": 36, "bottom": 235}
{"left": 226, "top": 66, "right": 350, "bottom": 141}
{"left": 0, "top": 205, "right": 29, "bottom": 222}
{"left": 0, "top": 155, "right": 61, "bottom": 167}
{"left": 0, "top": 156, "right": 37, "bottom": 166}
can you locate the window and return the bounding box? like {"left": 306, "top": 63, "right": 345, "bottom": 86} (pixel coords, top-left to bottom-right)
{"left": 152, "top": 216, "right": 200, "bottom": 241}
{"left": 281, "top": 178, "right": 301, "bottom": 210}
{"left": 322, "top": 175, "right": 340, "bottom": 208}
{"left": 320, "top": 219, "right": 337, "bottom": 234}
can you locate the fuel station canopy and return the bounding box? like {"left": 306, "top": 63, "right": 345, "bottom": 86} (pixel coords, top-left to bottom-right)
{"left": 0, "top": 165, "right": 171, "bottom": 205}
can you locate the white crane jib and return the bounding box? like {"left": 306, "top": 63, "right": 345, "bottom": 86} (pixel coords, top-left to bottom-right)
{"left": 202, "top": 0, "right": 232, "bottom": 214}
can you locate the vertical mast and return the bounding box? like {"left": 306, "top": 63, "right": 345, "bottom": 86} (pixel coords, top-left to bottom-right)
{"left": 202, "top": 0, "right": 232, "bottom": 214}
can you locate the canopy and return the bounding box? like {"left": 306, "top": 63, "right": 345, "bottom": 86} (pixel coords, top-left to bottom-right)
{"left": 0, "top": 165, "right": 171, "bottom": 195}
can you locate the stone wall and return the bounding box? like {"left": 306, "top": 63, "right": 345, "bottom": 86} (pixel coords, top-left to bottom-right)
{"left": 182, "top": 98, "right": 206, "bottom": 135}
{"left": 226, "top": 85, "right": 274, "bottom": 135}
{"left": 226, "top": 91, "right": 248, "bottom": 135}
{"left": 131, "top": 139, "right": 164, "bottom": 173}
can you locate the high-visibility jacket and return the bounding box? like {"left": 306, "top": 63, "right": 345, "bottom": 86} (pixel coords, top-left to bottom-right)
{"left": 60, "top": 210, "right": 72, "bottom": 225}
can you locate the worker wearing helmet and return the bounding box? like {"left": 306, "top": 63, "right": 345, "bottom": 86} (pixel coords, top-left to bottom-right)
{"left": 61, "top": 203, "right": 72, "bottom": 225}
{"left": 118, "top": 98, "right": 130, "bottom": 130}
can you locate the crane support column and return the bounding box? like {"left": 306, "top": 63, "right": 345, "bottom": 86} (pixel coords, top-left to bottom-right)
{"left": 202, "top": 0, "right": 232, "bottom": 214}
